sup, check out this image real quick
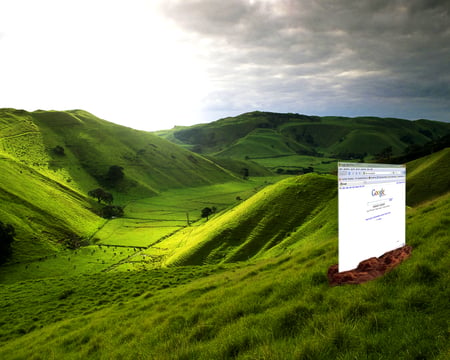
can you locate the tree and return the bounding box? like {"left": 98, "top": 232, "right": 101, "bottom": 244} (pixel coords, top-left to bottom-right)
{"left": 0, "top": 221, "right": 15, "bottom": 264}
{"left": 101, "top": 205, "right": 124, "bottom": 219}
{"left": 201, "top": 207, "right": 213, "bottom": 220}
{"left": 102, "top": 192, "right": 113, "bottom": 204}
{"left": 242, "top": 168, "right": 249, "bottom": 180}
{"left": 88, "top": 188, "right": 113, "bottom": 204}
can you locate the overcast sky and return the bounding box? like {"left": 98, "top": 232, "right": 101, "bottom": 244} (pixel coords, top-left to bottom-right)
{"left": 1, "top": 0, "right": 449, "bottom": 131}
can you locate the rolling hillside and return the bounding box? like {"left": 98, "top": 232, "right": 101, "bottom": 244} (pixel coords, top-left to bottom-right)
{"left": 136, "top": 148, "right": 450, "bottom": 270}
{"left": 0, "top": 108, "right": 241, "bottom": 262}
{"left": 0, "top": 108, "right": 449, "bottom": 358}
{"left": 0, "top": 179, "right": 448, "bottom": 359}
{"left": 156, "top": 111, "right": 450, "bottom": 172}
{"left": 163, "top": 173, "right": 337, "bottom": 266}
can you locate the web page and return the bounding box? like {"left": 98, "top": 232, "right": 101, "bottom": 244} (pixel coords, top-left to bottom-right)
{"left": 338, "top": 162, "right": 406, "bottom": 272}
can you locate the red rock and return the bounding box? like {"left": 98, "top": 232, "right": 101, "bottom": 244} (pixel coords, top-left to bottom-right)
{"left": 328, "top": 245, "right": 412, "bottom": 286}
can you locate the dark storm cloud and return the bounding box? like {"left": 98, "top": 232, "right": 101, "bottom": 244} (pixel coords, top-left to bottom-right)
{"left": 160, "top": 0, "right": 450, "bottom": 121}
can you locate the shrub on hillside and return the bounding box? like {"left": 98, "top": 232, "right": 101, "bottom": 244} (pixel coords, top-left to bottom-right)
{"left": 88, "top": 188, "right": 113, "bottom": 204}
{"left": 101, "top": 205, "right": 124, "bottom": 219}
{"left": 63, "top": 234, "right": 89, "bottom": 250}
{"left": 201, "top": 207, "right": 217, "bottom": 220}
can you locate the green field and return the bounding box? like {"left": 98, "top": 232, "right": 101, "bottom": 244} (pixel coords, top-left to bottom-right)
{"left": 0, "top": 177, "right": 277, "bottom": 280}
{"left": 94, "top": 179, "right": 272, "bottom": 249}
{"left": 252, "top": 154, "right": 338, "bottom": 173}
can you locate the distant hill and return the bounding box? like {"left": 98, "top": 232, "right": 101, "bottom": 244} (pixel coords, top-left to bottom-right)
{"left": 0, "top": 108, "right": 241, "bottom": 261}
{"left": 156, "top": 112, "right": 450, "bottom": 171}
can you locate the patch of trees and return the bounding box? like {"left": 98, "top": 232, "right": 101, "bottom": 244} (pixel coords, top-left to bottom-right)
{"left": 101, "top": 205, "right": 124, "bottom": 219}
{"left": 334, "top": 151, "right": 367, "bottom": 162}
{"left": 249, "top": 112, "right": 321, "bottom": 127}
{"left": 88, "top": 188, "right": 124, "bottom": 219}
{"left": 0, "top": 221, "right": 15, "bottom": 264}
{"left": 88, "top": 188, "right": 113, "bottom": 204}
{"left": 63, "top": 233, "right": 89, "bottom": 250}
{"left": 276, "top": 167, "right": 314, "bottom": 175}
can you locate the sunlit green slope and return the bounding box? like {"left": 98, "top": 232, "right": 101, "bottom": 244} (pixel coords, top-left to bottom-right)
{"left": 0, "top": 155, "right": 103, "bottom": 262}
{"left": 158, "top": 148, "right": 450, "bottom": 267}
{"left": 164, "top": 173, "right": 337, "bottom": 266}
{"left": 405, "top": 147, "right": 450, "bottom": 206}
{"left": 0, "top": 191, "right": 448, "bottom": 359}
{"left": 30, "top": 109, "right": 239, "bottom": 193}
{"left": 0, "top": 108, "right": 239, "bottom": 262}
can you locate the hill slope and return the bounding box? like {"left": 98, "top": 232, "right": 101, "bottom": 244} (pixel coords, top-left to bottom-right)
{"left": 156, "top": 112, "right": 450, "bottom": 167}
{"left": 405, "top": 147, "right": 450, "bottom": 206}
{"left": 149, "top": 149, "right": 449, "bottom": 268}
{"left": 0, "top": 108, "right": 239, "bottom": 262}
{"left": 0, "top": 189, "right": 448, "bottom": 359}
{"left": 164, "top": 173, "right": 337, "bottom": 266}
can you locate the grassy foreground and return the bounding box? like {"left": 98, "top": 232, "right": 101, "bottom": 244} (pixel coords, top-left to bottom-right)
{"left": 0, "top": 190, "right": 448, "bottom": 359}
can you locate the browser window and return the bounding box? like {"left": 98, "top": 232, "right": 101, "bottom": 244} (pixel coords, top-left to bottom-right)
{"left": 338, "top": 162, "right": 406, "bottom": 272}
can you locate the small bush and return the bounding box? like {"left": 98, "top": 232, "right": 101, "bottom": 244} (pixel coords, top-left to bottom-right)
{"left": 101, "top": 205, "right": 124, "bottom": 219}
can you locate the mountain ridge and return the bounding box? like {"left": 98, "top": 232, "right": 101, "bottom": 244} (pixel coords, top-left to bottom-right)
{"left": 155, "top": 111, "right": 450, "bottom": 168}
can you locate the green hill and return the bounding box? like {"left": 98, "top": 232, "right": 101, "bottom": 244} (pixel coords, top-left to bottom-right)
{"left": 163, "top": 173, "right": 337, "bottom": 266}
{"left": 144, "top": 149, "right": 450, "bottom": 267}
{"left": 156, "top": 112, "right": 450, "bottom": 172}
{"left": 0, "top": 108, "right": 240, "bottom": 262}
{"left": 0, "top": 186, "right": 448, "bottom": 359}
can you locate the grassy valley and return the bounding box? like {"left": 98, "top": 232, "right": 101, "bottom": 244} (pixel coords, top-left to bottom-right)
{"left": 0, "top": 108, "right": 449, "bottom": 359}
{"left": 0, "top": 109, "right": 250, "bottom": 264}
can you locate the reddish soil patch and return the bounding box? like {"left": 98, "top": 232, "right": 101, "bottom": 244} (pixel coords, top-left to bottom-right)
{"left": 328, "top": 245, "right": 412, "bottom": 286}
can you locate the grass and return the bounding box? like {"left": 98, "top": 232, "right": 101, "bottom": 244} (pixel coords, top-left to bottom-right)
{"left": 0, "top": 191, "right": 448, "bottom": 359}
{"left": 0, "top": 177, "right": 277, "bottom": 279}
{"left": 252, "top": 154, "right": 338, "bottom": 173}
{"left": 162, "top": 173, "right": 337, "bottom": 266}
{"left": 405, "top": 147, "right": 450, "bottom": 206}
{"left": 0, "top": 246, "right": 132, "bottom": 283}
{"left": 0, "top": 156, "right": 103, "bottom": 262}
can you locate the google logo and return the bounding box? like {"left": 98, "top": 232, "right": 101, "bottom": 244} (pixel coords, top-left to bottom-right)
{"left": 372, "top": 188, "right": 386, "bottom": 197}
